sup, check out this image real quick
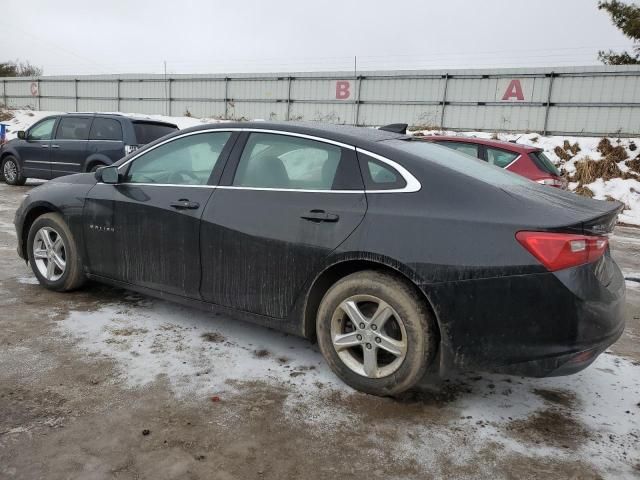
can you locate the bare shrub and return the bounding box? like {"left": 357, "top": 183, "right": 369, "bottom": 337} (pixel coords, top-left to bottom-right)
{"left": 574, "top": 185, "right": 594, "bottom": 198}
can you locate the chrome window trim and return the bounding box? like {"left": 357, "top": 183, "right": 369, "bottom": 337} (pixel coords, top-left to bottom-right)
{"left": 25, "top": 160, "right": 80, "bottom": 166}
{"left": 111, "top": 127, "right": 421, "bottom": 194}
{"left": 356, "top": 148, "right": 421, "bottom": 193}
{"left": 499, "top": 154, "right": 522, "bottom": 170}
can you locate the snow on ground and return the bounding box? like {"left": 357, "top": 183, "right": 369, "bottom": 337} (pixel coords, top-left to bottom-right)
{"left": 3, "top": 109, "right": 640, "bottom": 225}
{"left": 55, "top": 293, "right": 640, "bottom": 478}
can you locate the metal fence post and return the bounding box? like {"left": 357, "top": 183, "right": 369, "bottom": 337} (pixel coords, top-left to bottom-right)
{"left": 224, "top": 77, "right": 229, "bottom": 119}
{"left": 286, "top": 76, "right": 292, "bottom": 121}
{"left": 116, "top": 79, "right": 121, "bottom": 112}
{"left": 74, "top": 79, "right": 78, "bottom": 112}
{"left": 37, "top": 79, "right": 41, "bottom": 110}
{"left": 542, "top": 72, "right": 555, "bottom": 136}
{"left": 168, "top": 78, "right": 172, "bottom": 116}
{"left": 354, "top": 76, "right": 362, "bottom": 126}
{"left": 439, "top": 73, "right": 449, "bottom": 129}
{"left": 2, "top": 80, "right": 6, "bottom": 107}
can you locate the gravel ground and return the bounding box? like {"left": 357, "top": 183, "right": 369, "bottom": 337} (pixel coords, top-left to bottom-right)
{"left": 0, "top": 181, "right": 639, "bottom": 480}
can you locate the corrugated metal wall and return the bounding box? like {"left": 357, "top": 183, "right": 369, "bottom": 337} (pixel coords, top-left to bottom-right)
{"left": 2, "top": 66, "right": 640, "bottom": 136}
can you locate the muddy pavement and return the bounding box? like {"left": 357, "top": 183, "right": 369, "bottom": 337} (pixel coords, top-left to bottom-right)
{"left": 0, "top": 181, "right": 639, "bottom": 480}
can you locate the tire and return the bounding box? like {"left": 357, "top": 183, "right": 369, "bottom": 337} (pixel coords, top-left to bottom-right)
{"left": 27, "top": 213, "right": 85, "bottom": 292}
{"left": 316, "top": 270, "right": 437, "bottom": 396}
{"left": 2, "top": 155, "right": 27, "bottom": 186}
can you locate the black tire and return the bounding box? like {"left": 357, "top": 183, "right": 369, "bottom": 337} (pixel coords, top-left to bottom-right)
{"left": 27, "top": 213, "right": 85, "bottom": 292}
{"left": 316, "top": 270, "right": 437, "bottom": 396}
{"left": 2, "top": 155, "right": 27, "bottom": 186}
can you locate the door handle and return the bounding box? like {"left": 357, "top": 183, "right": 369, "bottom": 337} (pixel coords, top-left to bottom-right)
{"left": 50, "top": 144, "right": 60, "bottom": 148}
{"left": 170, "top": 199, "right": 200, "bottom": 210}
{"left": 300, "top": 209, "right": 339, "bottom": 223}
{"left": 41, "top": 144, "right": 50, "bottom": 148}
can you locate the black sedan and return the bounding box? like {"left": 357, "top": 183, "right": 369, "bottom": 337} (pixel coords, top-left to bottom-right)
{"left": 14, "top": 122, "right": 625, "bottom": 396}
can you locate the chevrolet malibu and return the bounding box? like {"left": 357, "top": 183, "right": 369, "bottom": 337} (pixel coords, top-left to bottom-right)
{"left": 14, "top": 122, "right": 625, "bottom": 396}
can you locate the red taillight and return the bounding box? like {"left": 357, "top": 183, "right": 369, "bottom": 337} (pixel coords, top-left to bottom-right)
{"left": 515, "top": 231, "right": 608, "bottom": 271}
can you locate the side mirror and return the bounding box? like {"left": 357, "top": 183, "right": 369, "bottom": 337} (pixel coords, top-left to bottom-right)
{"left": 17, "top": 130, "right": 26, "bottom": 140}
{"left": 96, "top": 165, "right": 120, "bottom": 184}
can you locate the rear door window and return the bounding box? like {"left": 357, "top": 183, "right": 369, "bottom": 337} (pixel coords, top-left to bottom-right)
{"left": 132, "top": 122, "right": 178, "bottom": 144}
{"left": 89, "top": 118, "right": 123, "bottom": 141}
{"left": 485, "top": 147, "right": 519, "bottom": 168}
{"left": 233, "top": 133, "right": 362, "bottom": 190}
{"left": 436, "top": 141, "right": 480, "bottom": 158}
{"left": 55, "top": 117, "right": 92, "bottom": 140}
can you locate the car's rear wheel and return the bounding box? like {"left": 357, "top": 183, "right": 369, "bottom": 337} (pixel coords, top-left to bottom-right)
{"left": 316, "top": 270, "right": 437, "bottom": 396}
{"left": 27, "top": 213, "right": 85, "bottom": 291}
{"left": 2, "top": 155, "right": 27, "bottom": 186}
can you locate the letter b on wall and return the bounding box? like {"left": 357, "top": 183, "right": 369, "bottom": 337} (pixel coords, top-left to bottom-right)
{"left": 336, "top": 81, "right": 351, "bottom": 100}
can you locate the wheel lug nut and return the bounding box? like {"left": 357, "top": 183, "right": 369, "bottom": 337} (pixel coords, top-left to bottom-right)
{"left": 375, "top": 337, "right": 381, "bottom": 344}
{"left": 359, "top": 323, "right": 365, "bottom": 329}
{"left": 371, "top": 325, "right": 377, "bottom": 331}
{"left": 366, "top": 343, "right": 372, "bottom": 349}
{"left": 356, "top": 334, "right": 362, "bottom": 341}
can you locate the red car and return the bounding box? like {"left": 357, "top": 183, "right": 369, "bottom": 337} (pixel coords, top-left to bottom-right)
{"left": 419, "top": 136, "right": 567, "bottom": 189}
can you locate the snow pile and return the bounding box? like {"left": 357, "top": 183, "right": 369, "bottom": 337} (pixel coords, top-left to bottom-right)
{"left": 413, "top": 129, "right": 640, "bottom": 226}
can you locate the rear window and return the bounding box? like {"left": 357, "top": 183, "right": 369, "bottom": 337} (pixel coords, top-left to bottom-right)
{"left": 132, "top": 122, "right": 178, "bottom": 145}
{"left": 486, "top": 147, "right": 519, "bottom": 168}
{"left": 384, "top": 139, "right": 530, "bottom": 186}
{"left": 530, "top": 151, "right": 561, "bottom": 176}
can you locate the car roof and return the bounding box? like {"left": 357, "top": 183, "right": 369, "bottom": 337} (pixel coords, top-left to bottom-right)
{"left": 181, "top": 121, "right": 407, "bottom": 149}
{"left": 420, "top": 135, "right": 540, "bottom": 152}
{"left": 62, "top": 112, "right": 177, "bottom": 125}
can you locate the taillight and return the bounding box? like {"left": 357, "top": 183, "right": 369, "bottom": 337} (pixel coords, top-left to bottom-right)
{"left": 515, "top": 231, "right": 608, "bottom": 271}
{"left": 124, "top": 144, "right": 139, "bottom": 155}
{"left": 536, "top": 177, "right": 565, "bottom": 189}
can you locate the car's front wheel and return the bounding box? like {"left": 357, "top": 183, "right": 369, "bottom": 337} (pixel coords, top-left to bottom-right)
{"left": 27, "top": 213, "right": 86, "bottom": 291}
{"left": 316, "top": 270, "right": 437, "bottom": 396}
{"left": 2, "top": 155, "right": 27, "bottom": 186}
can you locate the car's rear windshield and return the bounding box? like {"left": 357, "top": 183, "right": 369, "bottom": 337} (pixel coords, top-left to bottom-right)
{"left": 529, "top": 151, "right": 561, "bottom": 176}
{"left": 132, "top": 121, "right": 178, "bottom": 145}
{"left": 383, "top": 139, "right": 531, "bottom": 186}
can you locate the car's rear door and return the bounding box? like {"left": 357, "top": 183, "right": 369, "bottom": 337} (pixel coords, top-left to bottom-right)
{"left": 83, "top": 130, "right": 237, "bottom": 298}
{"left": 199, "top": 131, "right": 367, "bottom": 319}
{"left": 49, "top": 116, "right": 92, "bottom": 177}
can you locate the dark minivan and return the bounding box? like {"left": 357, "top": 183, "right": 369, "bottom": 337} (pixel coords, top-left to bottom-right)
{"left": 1, "top": 113, "right": 178, "bottom": 185}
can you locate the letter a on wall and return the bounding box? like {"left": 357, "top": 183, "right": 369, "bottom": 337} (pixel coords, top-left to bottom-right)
{"left": 336, "top": 81, "right": 351, "bottom": 100}
{"left": 502, "top": 79, "right": 524, "bottom": 101}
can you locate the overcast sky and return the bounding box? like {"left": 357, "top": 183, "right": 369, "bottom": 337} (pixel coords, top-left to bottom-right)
{"left": 2, "top": 0, "right": 635, "bottom": 75}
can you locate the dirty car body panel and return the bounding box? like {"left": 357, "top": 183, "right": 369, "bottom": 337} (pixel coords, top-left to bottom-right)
{"left": 14, "top": 121, "right": 626, "bottom": 378}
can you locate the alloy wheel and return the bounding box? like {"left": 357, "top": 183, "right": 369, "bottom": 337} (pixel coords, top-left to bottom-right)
{"left": 3, "top": 160, "right": 17, "bottom": 183}
{"left": 330, "top": 294, "right": 408, "bottom": 378}
{"left": 32, "top": 227, "right": 66, "bottom": 281}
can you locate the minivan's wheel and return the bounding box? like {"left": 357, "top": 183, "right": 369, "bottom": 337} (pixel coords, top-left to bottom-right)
{"left": 27, "top": 213, "right": 85, "bottom": 291}
{"left": 316, "top": 271, "right": 437, "bottom": 396}
{"left": 2, "top": 155, "right": 27, "bottom": 186}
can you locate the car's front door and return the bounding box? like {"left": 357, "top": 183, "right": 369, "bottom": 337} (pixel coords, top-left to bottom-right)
{"left": 49, "top": 116, "right": 92, "bottom": 177}
{"left": 199, "top": 131, "right": 367, "bottom": 319}
{"left": 20, "top": 117, "right": 58, "bottom": 179}
{"left": 83, "top": 130, "right": 236, "bottom": 298}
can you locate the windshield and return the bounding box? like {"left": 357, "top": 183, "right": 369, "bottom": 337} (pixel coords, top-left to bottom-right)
{"left": 132, "top": 122, "right": 178, "bottom": 145}
{"left": 384, "top": 139, "right": 531, "bottom": 186}
{"left": 530, "top": 151, "right": 561, "bottom": 176}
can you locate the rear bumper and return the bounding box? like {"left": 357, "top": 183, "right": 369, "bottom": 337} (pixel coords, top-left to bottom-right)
{"left": 424, "top": 252, "right": 626, "bottom": 377}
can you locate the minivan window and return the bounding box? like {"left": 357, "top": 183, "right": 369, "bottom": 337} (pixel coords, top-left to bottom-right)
{"left": 55, "top": 117, "right": 91, "bottom": 140}
{"left": 125, "top": 132, "right": 231, "bottom": 185}
{"left": 27, "top": 118, "right": 57, "bottom": 141}
{"left": 89, "top": 118, "right": 123, "bottom": 141}
{"left": 132, "top": 122, "right": 178, "bottom": 145}
{"left": 233, "top": 133, "right": 357, "bottom": 190}
{"left": 385, "top": 139, "right": 530, "bottom": 186}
